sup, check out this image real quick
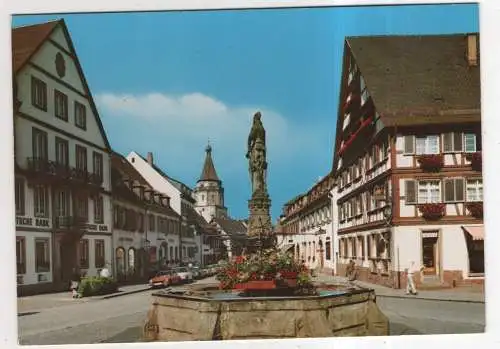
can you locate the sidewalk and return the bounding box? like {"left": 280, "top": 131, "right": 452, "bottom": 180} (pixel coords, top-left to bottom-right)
{"left": 314, "top": 273, "right": 485, "bottom": 304}
{"left": 18, "top": 283, "right": 152, "bottom": 314}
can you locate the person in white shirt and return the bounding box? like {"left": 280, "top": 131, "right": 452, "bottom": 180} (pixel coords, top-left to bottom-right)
{"left": 405, "top": 261, "right": 419, "bottom": 295}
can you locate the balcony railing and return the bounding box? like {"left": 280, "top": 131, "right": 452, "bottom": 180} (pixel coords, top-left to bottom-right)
{"left": 55, "top": 215, "right": 87, "bottom": 230}
{"left": 26, "top": 157, "right": 103, "bottom": 187}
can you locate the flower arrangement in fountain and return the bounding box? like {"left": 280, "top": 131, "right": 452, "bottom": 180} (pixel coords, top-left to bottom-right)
{"left": 417, "top": 154, "right": 444, "bottom": 172}
{"left": 216, "top": 248, "right": 312, "bottom": 290}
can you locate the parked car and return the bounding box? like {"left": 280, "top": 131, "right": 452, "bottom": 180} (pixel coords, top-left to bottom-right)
{"left": 149, "top": 270, "right": 181, "bottom": 288}
{"left": 191, "top": 266, "right": 202, "bottom": 279}
{"left": 175, "top": 267, "right": 194, "bottom": 283}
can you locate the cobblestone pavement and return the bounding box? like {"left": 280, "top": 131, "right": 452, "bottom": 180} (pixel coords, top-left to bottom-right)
{"left": 18, "top": 276, "right": 485, "bottom": 344}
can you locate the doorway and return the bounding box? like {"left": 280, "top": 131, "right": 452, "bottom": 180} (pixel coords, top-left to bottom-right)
{"left": 421, "top": 231, "right": 439, "bottom": 276}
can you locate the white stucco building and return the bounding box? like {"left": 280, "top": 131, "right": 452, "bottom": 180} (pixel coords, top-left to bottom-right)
{"left": 13, "top": 20, "right": 113, "bottom": 294}
{"left": 278, "top": 174, "right": 336, "bottom": 271}
{"left": 110, "top": 152, "right": 182, "bottom": 280}
{"left": 126, "top": 151, "right": 200, "bottom": 264}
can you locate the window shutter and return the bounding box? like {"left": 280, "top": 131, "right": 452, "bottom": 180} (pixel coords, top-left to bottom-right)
{"left": 404, "top": 136, "right": 415, "bottom": 154}
{"left": 453, "top": 132, "right": 463, "bottom": 152}
{"left": 443, "top": 133, "right": 453, "bottom": 153}
{"left": 464, "top": 133, "right": 477, "bottom": 152}
{"left": 455, "top": 178, "right": 465, "bottom": 202}
{"left": 444, "top": 179, "right": 455, "bottom": 202}
{"left": 405, "top": 180, "right": 417, "bottom": 204}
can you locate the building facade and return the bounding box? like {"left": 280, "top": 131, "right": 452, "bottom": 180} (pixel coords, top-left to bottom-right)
{"left": 278, "top": 174, "right": 336, "bottom": 271}
{"left": 111, "top": 152, "right": 182, "bottom": 281}
{"left": 333, "top": 33, "right": 483, "bottom": 289}
{"left": 13, "top": 20, "right": 113, "bottom": 294}
{"left": 127, "top": 151, "right": 207, "bottom": 265}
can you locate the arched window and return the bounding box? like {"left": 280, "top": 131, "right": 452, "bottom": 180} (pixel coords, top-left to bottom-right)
{"left": 116, "top": 247, "right": 126, "bottom": 276}
{"left": 128, "top": 248, "right": 135, "bottom": 275}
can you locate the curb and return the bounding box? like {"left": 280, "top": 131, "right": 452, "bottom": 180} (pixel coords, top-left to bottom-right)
{"left": 375, "top": 293, "right": 485, "bottom": 304}
{"left": 98, "top": 287, "right": 151, "bottom": 300}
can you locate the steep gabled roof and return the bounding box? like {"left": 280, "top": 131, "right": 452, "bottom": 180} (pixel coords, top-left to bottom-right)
{"left": 136, "top": 152, "right": 193, "bottom": 194}
{"left": 12, "top": 19, "right": 112, "bottom": 150}
{"left": 198, "top": 143, "right": 220, "bottom": 182}
{"left": 12, "top": 20, "right": 59, "bottom": 73}
{"left": 347, "top": 33, "right": 481, "bottom": 124}
{"left": 111, "top": 151, "right": 179, "bottom": 217}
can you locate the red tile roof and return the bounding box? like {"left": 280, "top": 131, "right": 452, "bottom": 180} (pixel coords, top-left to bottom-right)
{"left": 12, "top": 20, "right": 60, "bottom": 73}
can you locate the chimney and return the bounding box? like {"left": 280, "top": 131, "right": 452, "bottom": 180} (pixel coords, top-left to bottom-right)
{"left": 466, "top": 34, "right": 478, "bottom": 67}
{"left": 147, "top": 152, "right": 154, "bottom": 166}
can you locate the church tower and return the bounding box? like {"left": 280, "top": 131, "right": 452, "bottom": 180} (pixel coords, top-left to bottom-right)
{"left": 194, "top": 142, "right": 228, "bottom": 222}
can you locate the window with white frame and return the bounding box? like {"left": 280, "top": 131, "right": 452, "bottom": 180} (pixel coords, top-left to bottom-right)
{"left": 466, "top": 179, "right": 483, "bottom": 202}
{"left": 416, "top": 135, "right": 440, "bottom": 155}
{"left": 33, "top": 185, "right": 48, "bottom": 217}
{"left": 417, "top": 181, "right": 441, "bottom": 203}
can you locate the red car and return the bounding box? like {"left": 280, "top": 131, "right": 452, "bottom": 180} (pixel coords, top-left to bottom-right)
{"left": 149, "top": 270, "right": 181, "bottom": 288}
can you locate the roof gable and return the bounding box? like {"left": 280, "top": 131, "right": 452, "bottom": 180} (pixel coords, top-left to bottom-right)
{"left": 12, "top": 19, "right": 111, "bottom": 150}
{"left": 347, "top": 34, "right": 481, "bottom": 121}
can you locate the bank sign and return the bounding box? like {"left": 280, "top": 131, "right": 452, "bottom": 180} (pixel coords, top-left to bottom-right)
{"left": 16, "top": 216, "right": 109, "bottom": 232}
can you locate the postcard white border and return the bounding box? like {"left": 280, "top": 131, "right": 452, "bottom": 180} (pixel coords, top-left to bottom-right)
{"left": 1, "top": 0, "right": 498, "bottom": 349}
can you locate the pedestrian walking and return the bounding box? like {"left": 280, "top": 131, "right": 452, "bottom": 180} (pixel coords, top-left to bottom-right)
{"left": 405, "top": 261, "right": 419, "bottom": 295}
{"left": 70, "top": 269, "right": 80, "bottom": 299}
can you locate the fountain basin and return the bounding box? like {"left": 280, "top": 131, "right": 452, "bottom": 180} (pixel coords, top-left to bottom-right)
{"left": 142, "top": 283, "right": 389, "bottom": 341}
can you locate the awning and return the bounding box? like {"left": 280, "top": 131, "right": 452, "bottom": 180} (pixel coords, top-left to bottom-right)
{"left": 462, "top": 225, "right": 484, "bottom": 241}
{"left": 280, "top": 244, "right": 295, "bottom": 253}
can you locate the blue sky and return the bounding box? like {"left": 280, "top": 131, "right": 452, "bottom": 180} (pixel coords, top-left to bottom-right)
{"left": 13, "top": 4, "right": 479, "bottom": 221}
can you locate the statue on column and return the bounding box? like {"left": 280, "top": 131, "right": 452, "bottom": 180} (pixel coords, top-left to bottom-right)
{"left": 246, "top": 112, "right": 268, "bottom": 197}
{"left": 246, "top": 111, "right": 272, "bottom": 238}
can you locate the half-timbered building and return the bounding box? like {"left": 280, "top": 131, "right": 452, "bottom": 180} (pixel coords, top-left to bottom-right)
{"left": 333, "top": 33, "right": 482, "bottom": 289}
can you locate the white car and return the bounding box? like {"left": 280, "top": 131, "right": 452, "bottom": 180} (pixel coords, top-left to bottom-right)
{"left": 175, "top": 267, "right": 193, "bottom": 283}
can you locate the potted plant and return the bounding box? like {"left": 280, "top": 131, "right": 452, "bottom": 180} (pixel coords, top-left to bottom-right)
{"left": 418, "top": 203, "right": 446, "bottom": 220}
{"left": 466, "top": 201, "right": 483, "bottom": 218}
{"left": 465, "top": 152, "right": 482, "bottom": 171}
{"left": 417, "top": 154, "right": 444, "bottom": 172}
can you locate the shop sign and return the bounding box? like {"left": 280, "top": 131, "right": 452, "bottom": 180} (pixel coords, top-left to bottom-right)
{"left": 16, "top": 217, "right": 50, "bottom": 227}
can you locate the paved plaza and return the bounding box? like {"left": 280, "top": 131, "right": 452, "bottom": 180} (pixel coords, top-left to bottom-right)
{"left": 17, "top": 275, "right": 485, "bottom": 344}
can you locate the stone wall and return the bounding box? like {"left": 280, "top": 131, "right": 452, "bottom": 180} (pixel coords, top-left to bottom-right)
{"left": 143, "top": 288, "right": 389, "bottom": 341}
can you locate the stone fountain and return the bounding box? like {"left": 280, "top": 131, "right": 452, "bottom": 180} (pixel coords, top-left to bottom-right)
{"left": 142, "top": 112, "right": 389, "bottom": 341}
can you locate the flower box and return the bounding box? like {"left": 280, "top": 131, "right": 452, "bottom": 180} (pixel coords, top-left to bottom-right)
{"left": 234, "top": 280, "right": 277, "bottom": 290}
{"left": 418, "top": 203, "right": 445, "bottom": 220}
{"left": 465, "top": 152, "right": 482, "bottom": 171}
{"left": 466, "top": 202, "right": 483, "bottom": 218}
{"left": 417, "top": 154, "right": 444, "bottom": 172}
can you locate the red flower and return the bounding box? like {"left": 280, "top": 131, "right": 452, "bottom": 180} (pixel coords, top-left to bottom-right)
{"left": 235, "top": 256, "right": 245, "bottom": 264}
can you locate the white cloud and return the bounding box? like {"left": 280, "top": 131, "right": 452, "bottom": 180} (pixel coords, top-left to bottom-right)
{"left": 96, "top": 92, "right": 325, "bottom": 181}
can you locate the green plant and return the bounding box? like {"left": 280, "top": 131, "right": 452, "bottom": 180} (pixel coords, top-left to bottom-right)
{"left": 77, "top": 276, "right": 118, "bottom": 297}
